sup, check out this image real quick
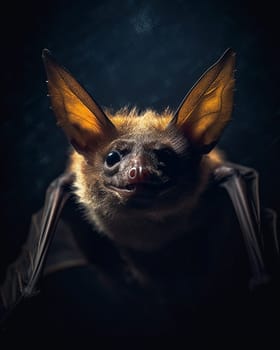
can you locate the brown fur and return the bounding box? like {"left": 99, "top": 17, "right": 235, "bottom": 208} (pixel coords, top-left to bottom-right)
{"left": 69, "top": 108, "right": 224, "bottom": 251}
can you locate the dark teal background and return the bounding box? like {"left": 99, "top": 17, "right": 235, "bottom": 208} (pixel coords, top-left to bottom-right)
{"left": 0, "top": 0, "right": 279, "bottom": 275}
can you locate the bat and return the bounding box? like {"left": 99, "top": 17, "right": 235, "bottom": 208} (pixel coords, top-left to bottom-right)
{"left": 43, "top": 47, "right": 236, "bottom": 252}
{"left": 0, "top": 49, "right": 279, "bottom": 335}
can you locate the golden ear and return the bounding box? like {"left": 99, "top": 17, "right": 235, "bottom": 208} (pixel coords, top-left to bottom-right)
{"left": 42, "top": 49, "right": 116, "bottom": 154}
{"left": 169, "top": 49, "right": 236, "bottom": 153}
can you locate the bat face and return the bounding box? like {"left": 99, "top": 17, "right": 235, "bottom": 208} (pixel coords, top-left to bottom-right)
{"left": 93, "top": 114, "right": 198, "bottom": 210}
{"left": 42, "top": 49, "right": 235, "bottom": 250}
{"left": 70, "top": 111, "right": 208, "bottom": 250}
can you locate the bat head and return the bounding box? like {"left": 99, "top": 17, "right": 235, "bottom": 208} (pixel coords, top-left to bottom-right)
{"left": 42, "top": 49, "right": 235, "bottom": 250}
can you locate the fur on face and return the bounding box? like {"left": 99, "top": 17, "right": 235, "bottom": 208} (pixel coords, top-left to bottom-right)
{"left": 69, "top": 108, "right": 224, "bottom": 251}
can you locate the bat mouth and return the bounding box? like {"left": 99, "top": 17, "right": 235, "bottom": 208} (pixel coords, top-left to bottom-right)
{"left": 107, "top": 180, "right": 174, "bottom": 200}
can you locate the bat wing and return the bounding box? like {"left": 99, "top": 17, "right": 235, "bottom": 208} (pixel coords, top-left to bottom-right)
{"left": 0, "top": 172, "right": 75, "bottom": 326}
{"left": 214, "top": 163, "right": 280, "bottom": 289}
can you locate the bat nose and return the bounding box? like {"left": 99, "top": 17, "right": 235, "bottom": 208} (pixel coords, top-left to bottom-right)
{"left": 127, "top": 158, "right": 151, "bottom": 184}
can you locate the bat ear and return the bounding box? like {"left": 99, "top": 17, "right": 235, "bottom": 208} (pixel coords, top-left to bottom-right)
{"left": 169, "top": 49, "right": 236, "bottom": 153}
{"left": 42, "top": 49, "right": 117, "bottom": 154}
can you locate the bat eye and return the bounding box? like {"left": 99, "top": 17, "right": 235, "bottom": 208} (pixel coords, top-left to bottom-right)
{"left": 154, "top": 148, "right": 174, "bottom": 166}
{"left": 105, "top": 150, "right": 121, "bottom": 167}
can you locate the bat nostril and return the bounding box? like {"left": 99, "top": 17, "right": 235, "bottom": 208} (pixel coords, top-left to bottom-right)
{"left": 128, "top": 167, "right": 137, "bottom": 179}
{"left": 128, "top": 165, "right": 152, "bottom": 183}
{"left": 127, "top": 157, "right": 153, "bottom": 183}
